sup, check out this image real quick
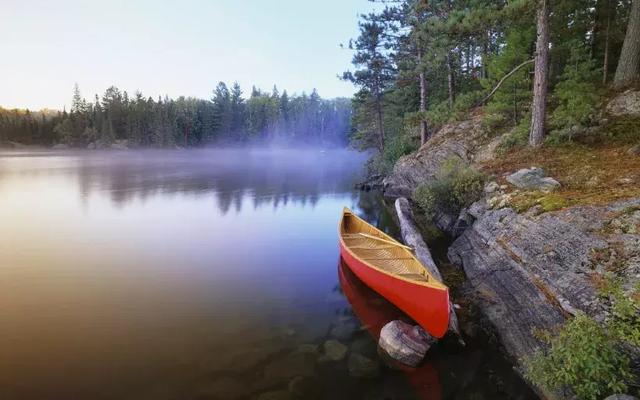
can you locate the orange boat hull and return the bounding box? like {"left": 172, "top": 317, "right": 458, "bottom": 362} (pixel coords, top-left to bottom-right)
{"left": 339, "top": 241, "right": 450, "bottom": 338}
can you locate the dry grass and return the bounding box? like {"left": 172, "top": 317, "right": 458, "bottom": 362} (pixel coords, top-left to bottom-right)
{"left": 482, "top": 143, "right": 640, "bottom": 210}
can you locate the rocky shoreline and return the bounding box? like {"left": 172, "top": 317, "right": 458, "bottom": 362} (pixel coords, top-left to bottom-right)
{"left": 380, "top": 90, "right": 640, "bottom": 398}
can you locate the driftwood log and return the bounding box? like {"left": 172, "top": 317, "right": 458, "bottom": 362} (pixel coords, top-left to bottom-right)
{"left": 395, "top": 197, "right": 465, "bottom": 344}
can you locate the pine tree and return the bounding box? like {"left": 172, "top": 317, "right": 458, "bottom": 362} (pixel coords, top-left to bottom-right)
{"left": 613, "top": 0, "right": 640, "bottom": 88}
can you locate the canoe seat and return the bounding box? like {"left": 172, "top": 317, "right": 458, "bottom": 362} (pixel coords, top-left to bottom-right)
{"left": 398, "top": 273, "right": 429, "bottom": 282}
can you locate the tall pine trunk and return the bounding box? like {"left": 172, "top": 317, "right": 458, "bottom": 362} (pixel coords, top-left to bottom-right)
{"left": 446, "top": 52, "right": 455, "bottom": 110}
{"left": 613, "top": 0, "right": 640, "bottom": 88}
{"left": 418, "top": 50, "right": 428, "bottom": 146}
{"left": 529, "top": 0, "right": 550, "bottom": 147}
{"left": 375, "top": 94, "right": 385, "bottom": 153}
{"left": 602, "top": 0, "right": 611, "bottom": 84}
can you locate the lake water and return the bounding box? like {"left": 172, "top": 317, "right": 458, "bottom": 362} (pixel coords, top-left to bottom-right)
{"left": 0, "top": 149, "right": 536, "bottom": 400}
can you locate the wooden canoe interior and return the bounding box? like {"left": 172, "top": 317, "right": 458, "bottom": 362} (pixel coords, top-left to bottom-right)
{"left": 340, "top": 211, "right": 437, "bottom": 285}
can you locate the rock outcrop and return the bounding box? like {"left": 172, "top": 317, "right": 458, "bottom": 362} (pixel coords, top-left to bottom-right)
{"left": 383, "top": 114, "right": 492, "bottom": 199}
{"left": 448, "top": 198, "right": 640, "bottom": 363}
{"left": 606, "top": 89, "right": 640, "bottom": 117}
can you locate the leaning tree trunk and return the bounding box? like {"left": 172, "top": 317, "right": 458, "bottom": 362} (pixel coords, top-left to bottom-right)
{"left": 613, "top": 0, "right": 640, "bottom": 88}
{"left": 418, "top": 51, "right": 428, "bottom": 146}
{"left": 529, "top": 0, "right": 550, "bottom": 148}
{"left": 395, "top": 198, "right": 464, "bottom": 345}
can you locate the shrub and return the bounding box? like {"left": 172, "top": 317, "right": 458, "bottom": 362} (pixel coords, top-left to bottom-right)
{"left": 497, "top": 115, "right": 531, "bottom": 153}
{"left": 524, "top": 313, "right": 632, "bottom": 400}
{"left": 412, "top": 158, "right": 486, "bottom": 218}
{"left": 549, "top": 42, "right": 601, "bottom": 139}
{"left": 525, "top": 279, "right": 640, "bottom": 400}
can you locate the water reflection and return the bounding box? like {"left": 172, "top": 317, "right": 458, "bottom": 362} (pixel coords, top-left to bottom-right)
{"left": 0, "top": 149, "right": 536, "bottom": 400}
{"left": 0, "top": 149, "right": 366, "bottom": 211}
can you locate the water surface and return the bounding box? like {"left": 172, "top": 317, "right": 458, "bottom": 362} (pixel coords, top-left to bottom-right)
{"left": 0, "top": 149, "right": 535, "bottom": 399}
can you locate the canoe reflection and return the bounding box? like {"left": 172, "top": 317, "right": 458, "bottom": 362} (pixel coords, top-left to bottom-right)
{"left": 338, "top": 258, "right": 442, "bottom": 400}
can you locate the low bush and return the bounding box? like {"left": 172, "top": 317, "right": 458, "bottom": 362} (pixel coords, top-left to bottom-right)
{"left": 412, "top": 157, "right": 486, "bottom": 218}
{"left": 525, "top": 279, "right": 639, "bottom": 399}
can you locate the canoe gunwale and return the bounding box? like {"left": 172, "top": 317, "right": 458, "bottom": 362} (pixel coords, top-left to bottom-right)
{"left": 339, "top": 208, "right": 447, "bottom": 291}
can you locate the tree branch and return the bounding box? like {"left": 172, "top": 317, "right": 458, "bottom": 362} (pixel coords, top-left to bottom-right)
{"left": 474, "top": 59, "right": 534, "bottom": 107}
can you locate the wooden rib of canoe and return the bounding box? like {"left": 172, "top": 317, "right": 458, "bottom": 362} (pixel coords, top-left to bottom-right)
{"left": 338, "top": 208, "right": 450, "bottom": 338}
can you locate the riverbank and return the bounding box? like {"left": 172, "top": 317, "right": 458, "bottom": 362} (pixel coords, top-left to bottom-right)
{"left": 381, "top": 89, "right": 640, "bottom": 398}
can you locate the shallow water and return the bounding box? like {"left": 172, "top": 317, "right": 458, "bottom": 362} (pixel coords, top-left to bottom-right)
{"left": 0, "top": 149, "right": 536, "bottom": 399}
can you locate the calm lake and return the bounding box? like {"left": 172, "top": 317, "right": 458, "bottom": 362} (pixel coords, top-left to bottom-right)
{"left": 0, "top": 149, "right": 536, "bottom": 400}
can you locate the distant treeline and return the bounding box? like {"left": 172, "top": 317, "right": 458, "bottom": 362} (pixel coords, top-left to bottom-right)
{"left": 0, "top": 83, "right": 352, "bottom": 148}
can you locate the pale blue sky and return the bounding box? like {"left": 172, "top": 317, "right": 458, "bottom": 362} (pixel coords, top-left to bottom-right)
{"left": 0, "top": 0, "right": 381, "bottom": 110}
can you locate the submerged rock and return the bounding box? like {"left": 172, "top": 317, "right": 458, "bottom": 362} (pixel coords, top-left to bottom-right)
{"left": 348, "top": 353, "right": 380, "bottom": 379}
{"left": 506, "top": 167, "right": 560, "bottom": 192}
{"left": 288, "top": 376, "right": 320, "bottom": 399}
{"left": 378, "top": 320, "right": 435, "bottom": 367}
{"left": 196, "top": 376, "right": 248, "bottom": 400}
{"left": 320, "top": 339, "right": 347, "bottom": 362}
{"left": 256, "top": 349, "right": 317, "bottom": 390}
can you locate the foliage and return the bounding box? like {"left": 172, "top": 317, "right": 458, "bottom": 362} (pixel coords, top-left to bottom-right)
{"left": 599, "top": 278, "right": 640, "bottom": 347}
{"left": 524, "top": 313, "right": 632, "bottom": 400}
{"left": 497, "top": 115, "right": 531, "bottom": 153}
{"left": 1, "top": 84, "right": 351, "bottom": 148}
{"left": 549, "top": 43, "right": 602, "bottom": 138}
{"left": 526, "top": 278, "right": 640, "bottom": 399}
{"left": 413, "top": 157, "right": 486, "bottom": 218}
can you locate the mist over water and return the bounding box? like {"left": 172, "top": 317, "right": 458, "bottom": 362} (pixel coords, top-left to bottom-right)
{"left": 0, "top": 148, "right": 534, "bottom": 399}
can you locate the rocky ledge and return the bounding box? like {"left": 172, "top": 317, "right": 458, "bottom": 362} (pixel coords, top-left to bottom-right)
{"left": 448, "top": 197, "right": 640, "bottom": 362}
{"left": 383, "top": 90, "right": 640, "bottom": 393}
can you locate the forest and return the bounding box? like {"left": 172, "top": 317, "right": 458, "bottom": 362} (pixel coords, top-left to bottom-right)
{"left": 0, "top": 83, "right": 352, "bottom": 148}
{"left": 344, "top": 0, "right": 640, "bottom": 172}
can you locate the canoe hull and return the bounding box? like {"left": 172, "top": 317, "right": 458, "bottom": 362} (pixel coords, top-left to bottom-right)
{"left": 340, "top": 241, "right": 450, "bottom": 338}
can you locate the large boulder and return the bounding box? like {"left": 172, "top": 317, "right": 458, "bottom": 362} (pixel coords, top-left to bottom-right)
{"left": 606, "top": 89, "right": 640, "bottom": 117}
{"left": 378, "top": 320, "right": 435, "bottom": 367}
{"left": 506, "top": 167, "right": 560, "bottom": 192}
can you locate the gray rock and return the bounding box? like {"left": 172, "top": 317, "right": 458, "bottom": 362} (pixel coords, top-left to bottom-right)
{"left": 51, "top": 143, "right": 69, "bottom": 150}
{"left": 506, "top": 167, "right": 560, "bottom": 192}
{"left": 484, "top": 181, "right": 500, "bottom": 194}
{"left": 320, "top": 339, "right": 347, "bottom": 362}
{"left": 383, "top": 114, "right": 490, "bottom": 199}
{"left": 606, "top": 89, "right": 640, "bottom": 117}
{"left": 378, "top": 320, "right": 435, "bottom": 367}
{"left": 348, "top": 353, "right": 380, "bottom": 379}
{"left": 604, "top": 395, "right": 639, "bottom": 400}
{"left": 448, "top": 198, "right": 640, "bottom": 373}
{"left": 628, "top": 144, "right": 640, "bottom": 156}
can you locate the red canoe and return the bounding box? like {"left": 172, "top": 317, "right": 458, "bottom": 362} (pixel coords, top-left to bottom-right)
{"left": 338, "top": 208, "right": 450, "bottom": 338}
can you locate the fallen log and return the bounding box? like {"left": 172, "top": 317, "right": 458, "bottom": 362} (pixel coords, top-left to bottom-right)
{"left": 395, "top": 197, "right": 465, "bottom": 345}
